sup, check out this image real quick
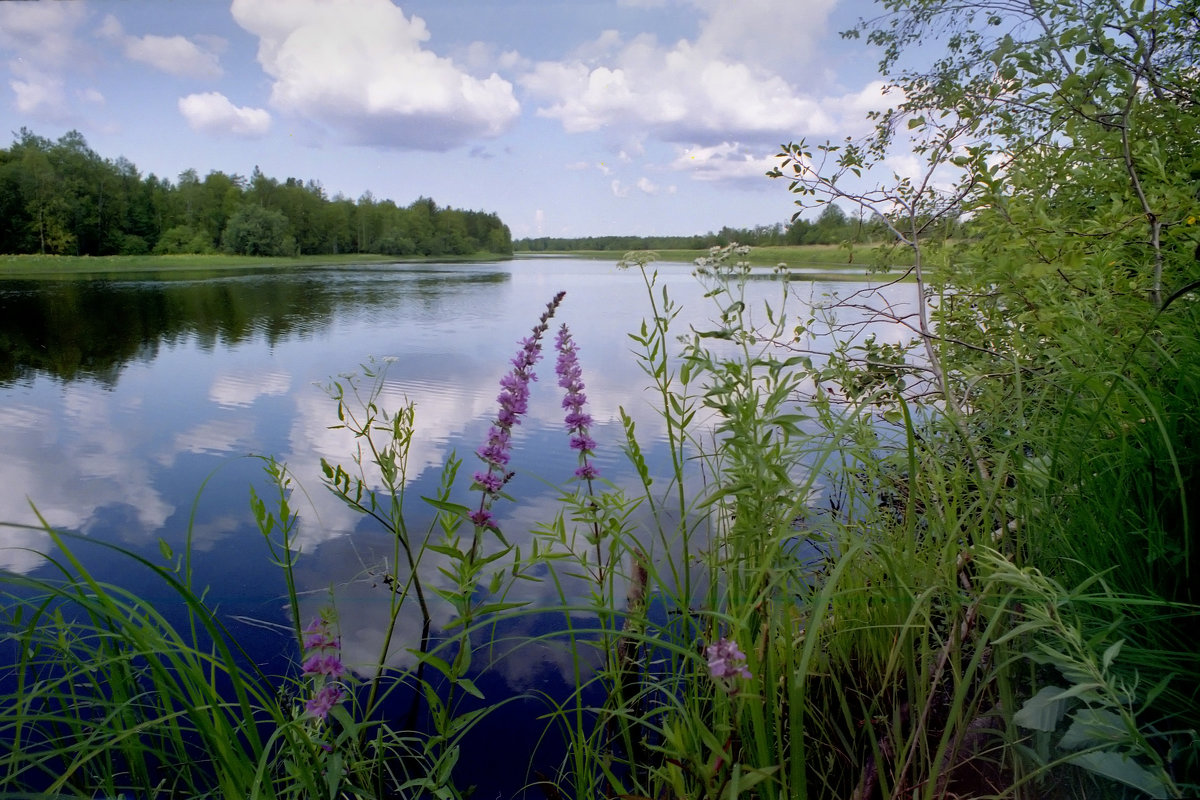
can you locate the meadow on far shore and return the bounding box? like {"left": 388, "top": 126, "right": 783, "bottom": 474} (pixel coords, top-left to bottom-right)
{"left": 0, "top": 243, "right": 909, "bottom": 281}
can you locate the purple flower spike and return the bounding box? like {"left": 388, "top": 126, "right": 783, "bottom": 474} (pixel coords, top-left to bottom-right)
{"left": 306, "top": 685, "right": 345, "bottom": 721}
{"left": 555, "top": 325, "right": 599, "bottom": 481}
{"left": 471, "top": 292, "right": 566, "bottom": 527}
{"left": 468, "top": 509, "right": 496, "bottom": 528}
{"left": 706, "top": 637, "right": 752, "bottom": 685}
{"left": 302, "top": 652, "right": 348, "bottom": 679}
{"left": 300, "top": 614, "right": 348, "bottom": 723}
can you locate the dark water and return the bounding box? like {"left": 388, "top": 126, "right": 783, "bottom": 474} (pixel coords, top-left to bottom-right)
{"left": 0, "top": 258, "right": 914, "bottom": 796}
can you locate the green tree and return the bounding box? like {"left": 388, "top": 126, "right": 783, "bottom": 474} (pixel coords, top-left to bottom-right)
{"left": 221, "top": 203, "right": 293, "bottom": 256}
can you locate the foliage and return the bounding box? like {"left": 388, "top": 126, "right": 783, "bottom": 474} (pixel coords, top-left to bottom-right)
{"left": 0, "top": 129, "right": 514, "bottom": 258}
{"left": 513, "top": 212, "right": 909, "bottom": 254}
{"left": 767, "top": 0, "right": 1200, "bottom": 795}
{"left": 222, "top": 203, "right": 296, "bottom": 257}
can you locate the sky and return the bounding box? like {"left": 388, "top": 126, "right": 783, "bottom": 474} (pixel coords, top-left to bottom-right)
{"left": 0, "top": 0, "right": 896, "bottom": 239}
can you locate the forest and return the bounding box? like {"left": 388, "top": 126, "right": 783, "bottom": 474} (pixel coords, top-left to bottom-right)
{"left": 513, "top": 203, "right": 919, "bottom": 252}
{"left": 0, "top": 128, "right": 513, "bottom": 259}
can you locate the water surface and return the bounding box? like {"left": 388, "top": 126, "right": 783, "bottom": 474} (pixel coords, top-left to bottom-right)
{"left": 0, "top": 257, "right": 916, "bottom": 795}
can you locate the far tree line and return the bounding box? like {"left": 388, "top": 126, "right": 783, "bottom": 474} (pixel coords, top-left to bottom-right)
{"left": 0, "top": 128, "right": 513, "bottom": 259}
{"left": 514, "top": 203, "right": 963, "bottom": 252}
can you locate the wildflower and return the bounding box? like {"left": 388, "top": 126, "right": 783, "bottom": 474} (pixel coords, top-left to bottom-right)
{"left": 305, "top": 684, "right": 345, "bottom": 721}
{"left": 302, "top": 616, "right": 341, "bottom": 654}
{"left": 706, "top": 637, "right": 752, "bottom": 682}
{"left": 554, "top": 325, "right": 599, "bottom": 481}
{"left": 468, "top": 508, "right": 496, "bottom": 529}
{"left": 471, "top": 292, "right": 566, "bottom": 524}
{"left": 302, "top": 652, "right": 348, "bottom": 678}
{"left": 302, "top": 619, "right": 339, "bottom": 651}
{"left": 298, "top": 614, "right": 348, "bottom": 723}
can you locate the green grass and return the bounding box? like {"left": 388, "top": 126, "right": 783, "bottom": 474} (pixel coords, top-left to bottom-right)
{"left": 0, "top": 251, "right": 509, "bottom": 279}
{"left": 520, "top": 243, "right": 919, "bottom": 276}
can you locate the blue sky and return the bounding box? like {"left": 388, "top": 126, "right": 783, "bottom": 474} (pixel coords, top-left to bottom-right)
{"left": 0, "top": 0, "right": 894, "bottom": 238}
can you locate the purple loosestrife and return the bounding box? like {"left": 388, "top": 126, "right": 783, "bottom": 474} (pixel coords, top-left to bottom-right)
{"left": 706, "top": 637, "right": 752, "bottom": 694}
{"left": 554, "top": 325, "right": 599, "bottom": 481}
{"left": 300, "top": 615, "right": 347, "bottom": 722}
{"left": 306, "top": 685, "right": 345, "bottom": 722}
{"left": 471, "top": 292, "right": 566, "bottom": 528}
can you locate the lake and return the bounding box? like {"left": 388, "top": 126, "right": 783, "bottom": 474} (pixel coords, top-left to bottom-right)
{"left": 0, "top": 256, "right": 915, "bottom": 796}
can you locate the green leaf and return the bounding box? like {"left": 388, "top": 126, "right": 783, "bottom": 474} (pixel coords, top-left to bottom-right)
{"left": 456, "top": 677, "right": 485, "bottom": 700}
{"left": 722, "top": 765, "right": 781, "bottom": 799}
{"left": 1013, "top": 685, "right": 1070, "bottom": 731}
{"left": 1101, "top": 639, "right": 1123, "bottom": 672}
{"left": 1059, "top": 708, "right": 1128, "bottom": 750}
{"left": 1048, "top": 681, "right": 1104, "bottom": 702}
{"left": 1064, "top": 751, "right": 1170, "bottom": 799}
{"left": 422, "top": 496, "right": 470, "bottom": 516}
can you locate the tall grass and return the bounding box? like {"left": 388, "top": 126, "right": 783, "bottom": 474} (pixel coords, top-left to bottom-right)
{"left": 1, "top": 245, "right": 1196, "bottom": 798}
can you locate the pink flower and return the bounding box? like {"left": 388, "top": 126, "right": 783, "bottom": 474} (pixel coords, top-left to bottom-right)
{"left": 706, "top": 638, "right": 752, "bottom": 682}
{"left": 471, "top": 292, "right": 565, "bottom": 525}
{"left": 302, "top": 653, "right": 347, "bottom": 679}
{"left": 305, "top": 685, "right": 345, "bottom": 721}
{"left": 555, "top": 325, "right": 599, "bottom": 481}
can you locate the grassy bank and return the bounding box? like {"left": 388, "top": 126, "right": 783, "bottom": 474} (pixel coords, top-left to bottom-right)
{"left": 0, "top": 251, "right": 509, "bottom": 279}
{"left": 520, "top": 242, "right": 918, "bottom": 274}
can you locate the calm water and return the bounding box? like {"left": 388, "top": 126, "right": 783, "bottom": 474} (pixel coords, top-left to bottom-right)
{"left": 0, "top": 257, "right": 914, "bottom": 795}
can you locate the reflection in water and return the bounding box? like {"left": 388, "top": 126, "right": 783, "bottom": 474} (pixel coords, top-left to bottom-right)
{"left": 0, "top": 265, "right": 509, "bottom": 385}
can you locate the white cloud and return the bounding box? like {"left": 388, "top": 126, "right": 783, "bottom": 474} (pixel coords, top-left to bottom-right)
{"left": 523, "top": 36, "right": 834, "bottom": 144}
{"left": 230, "top": 0, "right": 520, "bottom": 151}
{"left": 693, "top": 0, "right": 838, "bottom": 75}
{"left": 670, "top": 141, "right": 785, "bottom": 185}
{"left": 12, "top": 76, "right": 67, "bottom": 117}
{"left": 520, "top": 0, "right": 847, "bottom": 146}
{"left": 459, "top": 40, "right": 531, "bottom": 77}
{"left": 179, "top": 91, "right": 272, "bottom": 137}
{"left": 0, "top": 1, "right": 90, "bottom": 121}
{"left": 636, "top": 176, "right": 659, "bottom": 195}
{"left": 611, "top": 179, "right": 630, "bottom": 197}
{"left": 0, "top": 2, "right": 88, "bottom": 71}
{"left": 126, "top": 34, "right": 223, "bottom": 78}
{"left": 98, "top": 14, "right": 223, "bottom": 78}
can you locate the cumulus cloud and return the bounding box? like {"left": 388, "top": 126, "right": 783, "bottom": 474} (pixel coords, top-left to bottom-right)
{"left": 0, "top": 1, "right": 91, "bottom": 121}
{"left": 179, "top": 91, "right": 271, "bottom": 137}
{"left": 670, "top": 141, "right": 785, "bottom": 185}
{"left": 230, "top": 0, "right": 520, "bottom": 151}
{"left": 521, "top": 0, "right": 849, "bottom": 147}
{"left": 12, "top": 76, "right": 68, "bottom": 118}
{"left": 692, "top": 0, "right": 838, "bottom": 75}
{"left": 0, "top": 2, "right": 88, "bottom": 70}
{"left": 98, "top": 14, "right": 223, "bottom": 78}
{"left": 636, "top": 176, "right": 660, "bottom": 195}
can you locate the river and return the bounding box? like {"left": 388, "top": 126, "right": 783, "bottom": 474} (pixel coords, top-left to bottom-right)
{"left": 0, "top": 256, "right": 915, "bottom": 796}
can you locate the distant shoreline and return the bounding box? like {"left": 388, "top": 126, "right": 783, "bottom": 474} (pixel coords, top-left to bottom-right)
{"left": 1, "top": 244, "right": 913, "bottom": 281}
{"left": 0, "top": 251, "right": 509, "bottom": 279}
